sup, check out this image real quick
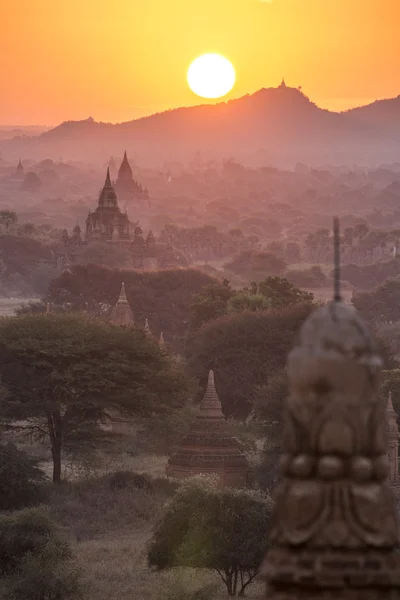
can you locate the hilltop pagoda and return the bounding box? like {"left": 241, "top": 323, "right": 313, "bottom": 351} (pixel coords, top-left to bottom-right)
{"left": 166, "top": 370, "right": 248, "bottom": 488}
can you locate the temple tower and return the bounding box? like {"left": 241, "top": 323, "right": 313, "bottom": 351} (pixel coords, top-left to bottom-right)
{"left": 109, "top": 282, "right": 134, "bottom": 326}
{"left": 86, "top": 168, "right": 130, "bottom": 242}
{"left": 16, "top": 158, "right": 24, "bottom": 178}
{"left": 166, "top": 370, "right": 248, "bottom": 488}
{"left": 386, "top": 391, "right": 400, "bottom": 490}
{"left": 262, "top": 299, "right": 400, "bottom": 598}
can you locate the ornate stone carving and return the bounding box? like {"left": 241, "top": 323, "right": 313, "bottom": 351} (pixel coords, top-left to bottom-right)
{"left": 386, "top": 391, "right": 400, "bottom": 494}
{"left": 261, "top": 300, "right": 400, "bottom": 598}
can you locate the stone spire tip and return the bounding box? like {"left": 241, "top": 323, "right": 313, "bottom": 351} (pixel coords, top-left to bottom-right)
{"left": 118, "top": 281, "right": 127, "bottom": 302}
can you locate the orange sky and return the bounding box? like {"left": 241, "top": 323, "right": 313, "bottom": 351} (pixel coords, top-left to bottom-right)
{"left": 1, "top": 0, "right": 399, "bottom": 125}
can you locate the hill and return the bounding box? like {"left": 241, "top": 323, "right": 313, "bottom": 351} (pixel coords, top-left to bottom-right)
{"left": 2, "top": 85, "right": 400, "bottom": 166}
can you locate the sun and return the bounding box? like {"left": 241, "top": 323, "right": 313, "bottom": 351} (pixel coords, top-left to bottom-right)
{"left": 187, "top": 54, "right": 236, "bottom": 99}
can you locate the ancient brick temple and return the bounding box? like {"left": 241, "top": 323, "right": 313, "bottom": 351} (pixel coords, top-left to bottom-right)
{"left": 261, "top": 299, "right": 400, "bottom": 599}
{"left": 386, "top": 390, "right": 400, "bottom": 493}
{"left": 166, "top": 370, "right": 248, "bottom": 488}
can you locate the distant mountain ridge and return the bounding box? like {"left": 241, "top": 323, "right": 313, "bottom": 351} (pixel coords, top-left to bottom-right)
{"left": 3, "top": 85, "right": 400, "bottom": 166}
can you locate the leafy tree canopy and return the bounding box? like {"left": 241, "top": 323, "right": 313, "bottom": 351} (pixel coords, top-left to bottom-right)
{"left": 187, "top": 303, "right": 313, "bottom": 418}
{"left": 353, "top": 277, "right": 400, "bottom": 325}
{"left": 0, "top": 313, "right": 190, "bottom": 482}
{"left": 148, "top": 477, "right": 273, "bottom": 597}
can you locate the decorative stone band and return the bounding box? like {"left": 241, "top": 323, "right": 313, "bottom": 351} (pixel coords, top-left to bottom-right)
{"left": 280, "top": 453, "right": 389, "bottom": 483}
{"left": 262, "top": 548, "right": 400, "bottom": 593}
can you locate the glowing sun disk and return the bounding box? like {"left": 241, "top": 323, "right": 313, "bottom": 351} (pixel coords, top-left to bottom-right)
{"left": 187, "top": 54, "right": 236, "bottom": 99}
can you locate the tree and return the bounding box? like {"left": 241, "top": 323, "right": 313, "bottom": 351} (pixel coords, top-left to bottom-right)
{"left": 189, "top": 280, "right": 233, "bottom": 331}
{"left": 353, "top": 278, "right": 400, "bottom": 324}
{"left": 255, "top": 369, "right": 288, "bottom": 491}
{"left": 148, "top": 478, "right": 273, "bottom": 597}
{"left": 187, "top": 303, "right": 313, "bottom": 418}
{"left": 228, "top": 291, "right": 271, "bottom": 313}
{"left": 257, "top": 276, "right": 313, "bottom": 309}
{"left": 0, "top": 442, "right": 45, "bottom": 510}
{"left": 0, "top": 314, "right": 190, "bottom": 483}
{"left": 47, "top": 265, "right": 217, "bottom": 352}
{"left": 0, "top": 210, "right": 17, "bottom": 230}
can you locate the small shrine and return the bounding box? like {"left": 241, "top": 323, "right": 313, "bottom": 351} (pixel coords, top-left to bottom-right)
{"left": 166, "top": 370, "right": 249, "bottom": 488}
{"left": 109, "top": 282, "right": 134, "bottom": 326}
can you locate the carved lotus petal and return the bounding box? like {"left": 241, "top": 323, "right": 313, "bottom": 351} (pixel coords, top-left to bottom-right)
{"left": 280, "top": 481, "right": 328, "bottom": 545}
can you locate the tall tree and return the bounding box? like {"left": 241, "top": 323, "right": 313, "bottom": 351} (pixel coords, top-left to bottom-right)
{"left": 187, "top": 303, "right": 313, "bottom": 418}
{"left": 0, "top": 314, "right": 190, "bottom": 482}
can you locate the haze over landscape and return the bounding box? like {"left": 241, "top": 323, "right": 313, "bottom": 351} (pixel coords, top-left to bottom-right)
{"left": 2, "top": 2, "right": 400, "bottom": 600}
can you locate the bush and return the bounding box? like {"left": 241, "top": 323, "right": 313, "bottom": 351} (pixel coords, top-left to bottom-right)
{"left": 0, "top": 507, "right": 81, "bottom": 600}
{"left": 149, "top": 477, "right": 273, "bottom": 597}
{"left": 49, "top": 472, "right": 177, "bottom": 540}
{"left": 0, "top": 442, "right": 46, "bottom": 511}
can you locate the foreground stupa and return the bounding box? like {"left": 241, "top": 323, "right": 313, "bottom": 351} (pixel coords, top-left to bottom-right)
{"left": 262, "top": 218, "right": 400, "bottom": 599}
{"left": 166, "top": 370, "right": 248, "bottom": 488}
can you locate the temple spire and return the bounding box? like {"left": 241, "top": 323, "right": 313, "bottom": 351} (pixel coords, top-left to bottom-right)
{"left": 105, "top": 167, "right": 112, "bottom": 187}
{"left": 144, "top": 318, "right": 151, "bottom": 336}
{"left": 118, "top": 282, "right": 128, "bottom": 303}
{"left": 109, "top": 282, "right": 134, "bottom": 326}
{"left": 159, "top": 331, "right": 164, "bottom": 346}
{"left": 198, "top": 370, "right": 224, "bottom": 420}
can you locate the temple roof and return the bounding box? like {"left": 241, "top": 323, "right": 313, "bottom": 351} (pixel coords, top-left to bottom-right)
{"left": 118, "top": 151, "right": 133, "bottom": 180}
{"left": 98, "top": 168, "right": 118, "bottom": 209}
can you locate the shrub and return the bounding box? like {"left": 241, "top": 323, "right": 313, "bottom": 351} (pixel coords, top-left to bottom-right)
{"left": 0, "top": 507, "right": 81, "bottom": 600}
{"left": 0, "top": 442, "right": 46, "bottom": 511}
{"left": 149, "top": 477, "right": 273, "bottom": 597}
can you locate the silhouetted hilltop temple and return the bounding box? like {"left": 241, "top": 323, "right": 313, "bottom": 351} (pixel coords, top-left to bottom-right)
{"left": 114, "top": 151, "right": 149, "bottom": 208}
{"left": 166, "top": 370, "right": 249, "bottom": 488}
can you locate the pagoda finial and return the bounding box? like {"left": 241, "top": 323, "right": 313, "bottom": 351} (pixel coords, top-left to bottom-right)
{"left": 105, "top": 167, "right": 111, "bottom": 186}
{"left": 118, "top": 282, "right": 128, "bottom": 303}
{"left": 159, "top": 331, "right": 165, "bottom": 346}
{"left": 198, "top": 370, "right": 224, "bottom": 420}
{"left": 144, "top": 318, "right": 151, "bottom": 335}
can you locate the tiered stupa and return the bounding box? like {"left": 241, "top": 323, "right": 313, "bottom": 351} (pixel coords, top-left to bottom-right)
{"left": 166, "top": 370, "right": 248, "bottom": 488}
{"left": 386, "top": 390, "right": 400, "bottom": 493}
{"left": 109, "top": 282, "right": 134, "bottom": 326}
{"left": 262, "top": 218, "right": 400, "bottom": 599}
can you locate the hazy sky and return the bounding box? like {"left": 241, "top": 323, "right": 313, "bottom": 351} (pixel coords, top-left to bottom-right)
{"left": 2, "top": 0, "right": 399, "bottom": 125}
